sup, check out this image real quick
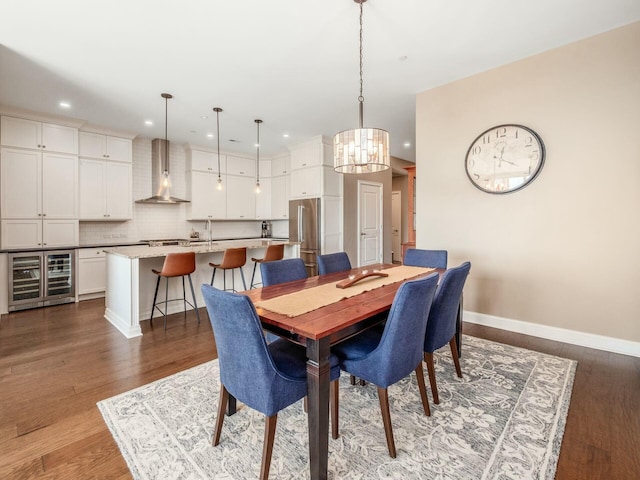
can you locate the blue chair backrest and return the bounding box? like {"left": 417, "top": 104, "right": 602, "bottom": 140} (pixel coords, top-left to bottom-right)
{"left": 424, "top": 262, "right": 471, "bottom": 352}
{"left": 360, "top": 273, "right": 439, "bottom": 387}
{"left": 201, "top": 284, "right": 299, "bottom": 416}
{"left": 404, "top": 249, "right": 448, "bottom": 269}
{"left": 317, "top": 252, "right": 352, "bottom": 275}
{"left": 260, "top": 258, "right": 308, "bottom": 287}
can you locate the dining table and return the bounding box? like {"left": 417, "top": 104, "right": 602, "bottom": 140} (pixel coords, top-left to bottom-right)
{"left": 240, "top": 263, "right": 462, "bottom": 480}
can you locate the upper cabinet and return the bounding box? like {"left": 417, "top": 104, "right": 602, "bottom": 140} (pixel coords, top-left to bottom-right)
{"left": 271, "top": 155, "right": 290, "bottom": 176}
{"left": 288, "top": 136, "right": 341, "bottom": 199}
{"left": 226, "top": 155, "right": 256, "bottom": 177}
{"left": 186, "top": 148, "right": 226, "bottom": 174}
{"left": 1, "top": 116, "right": 78, "bottom": 154}
{"left": 79, "top": 132, "right": 132, "bottom": 163}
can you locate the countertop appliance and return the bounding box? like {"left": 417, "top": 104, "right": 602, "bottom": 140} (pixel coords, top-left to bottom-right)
{"left": 8, "top": 250, "right": 75, "bottom": 311}
{"left": 289, "top": 198, "right": 321, "bottom": 276}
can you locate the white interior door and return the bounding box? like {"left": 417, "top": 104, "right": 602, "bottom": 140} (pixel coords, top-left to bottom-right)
{"left": 358, "top": 181, "right": 383, "bottom": 266}
{"left": 391, "top": 191, "right": 401, "bottom": 263}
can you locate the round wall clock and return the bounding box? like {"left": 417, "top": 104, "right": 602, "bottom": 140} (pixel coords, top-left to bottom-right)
{"left": 465, "top": 124, "right": 545, "bottom": 194}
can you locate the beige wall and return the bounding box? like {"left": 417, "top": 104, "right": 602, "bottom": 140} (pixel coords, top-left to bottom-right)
{"left": 416, "top": 22, "right": 640, "bottom": 343}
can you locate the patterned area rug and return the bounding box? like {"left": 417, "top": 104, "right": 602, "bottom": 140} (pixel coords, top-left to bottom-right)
{"left": 98, "top": 335, "right": 576, "bottom": 479}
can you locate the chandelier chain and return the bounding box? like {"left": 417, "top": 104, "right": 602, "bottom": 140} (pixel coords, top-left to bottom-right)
{"left": 358, "top": 0, "right": 364, "bottom": 103}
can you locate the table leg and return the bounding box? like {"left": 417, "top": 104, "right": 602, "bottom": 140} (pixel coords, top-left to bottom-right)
{"left": 456, "top": 293, "right": 464, "bottom": 358}
{"left": 226, "top": 394, "right": 237, "bottom": 416}
{"left": 306, "top": 337, "right": 331, "bottom": 480}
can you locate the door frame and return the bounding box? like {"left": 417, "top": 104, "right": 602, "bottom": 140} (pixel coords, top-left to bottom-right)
{"left": 357, "top": 180, "right": 383, "bottom": 266}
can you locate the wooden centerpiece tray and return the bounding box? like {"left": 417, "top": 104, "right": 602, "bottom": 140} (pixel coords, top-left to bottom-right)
{"left": 335, "top": 270, "right": 389, "bottom": 289}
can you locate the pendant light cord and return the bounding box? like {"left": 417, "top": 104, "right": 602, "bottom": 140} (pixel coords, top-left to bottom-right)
{"left": 358, "top": 0, "right": 364, "bottom": 128}
{"left": 216, "top": 109, "right": 221, "bottom": 182}
{"left": 164, "top": 95, "right": 169, "bottom": 172}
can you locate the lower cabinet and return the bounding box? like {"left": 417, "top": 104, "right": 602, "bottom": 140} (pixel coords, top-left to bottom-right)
{"left": 1, "top": 219, "right": 78, "bottom": 249}
{"left": 77, "top": 248, "right": 106, "bottom": 297}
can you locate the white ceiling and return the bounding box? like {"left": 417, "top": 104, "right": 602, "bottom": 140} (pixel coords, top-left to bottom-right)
{"left": 1, "top": 0, "right": 639, "bottom": 162}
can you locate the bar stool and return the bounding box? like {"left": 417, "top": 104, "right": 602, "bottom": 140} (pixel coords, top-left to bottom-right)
{"left": 150, "top": 252, "right": 200, "bottom": 330}
{"left": 209, "top": 247, "right": 247, "bottom": 292}
{"left": 250, "top": 243, "right": 285, "bottom": 288}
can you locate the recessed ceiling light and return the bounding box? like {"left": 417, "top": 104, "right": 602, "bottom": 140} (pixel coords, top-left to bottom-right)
{"left": 283, "top": 133, "right": 289, "bottom": 138}
{"left": 403, "top": 142, "right": 411, "bottom": 148}
{"left": 59, "top": 101, "right": 71, "bottom": 108}
{"left": 201, "top": 115, "right": 208, "bottom": 120}
{"left": 206, "top": 133, "right": 214, "bottom": 138}
{"left": 144, "top": 120, "right": 154, "bottom": 126}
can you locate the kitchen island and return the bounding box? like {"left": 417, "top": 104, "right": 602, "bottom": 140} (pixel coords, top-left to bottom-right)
{"left": 104, "top": 239, "right": 299, "bottom": 338}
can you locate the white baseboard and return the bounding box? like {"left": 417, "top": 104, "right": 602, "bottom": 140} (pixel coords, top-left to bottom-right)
{"left": 463, "top": 311, "right": 640, "bottom": 358}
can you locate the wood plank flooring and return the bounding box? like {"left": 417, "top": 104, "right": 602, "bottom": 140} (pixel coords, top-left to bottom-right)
{"left": 1, "top": 299, "right": 638, "bottom": 479}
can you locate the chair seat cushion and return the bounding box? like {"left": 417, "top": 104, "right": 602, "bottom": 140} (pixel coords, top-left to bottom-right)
{"left": 332, "top": 327, "right": 383, "bottom": 362}
{"left": 268, "top": 339, "right": 341, "bottom": 381}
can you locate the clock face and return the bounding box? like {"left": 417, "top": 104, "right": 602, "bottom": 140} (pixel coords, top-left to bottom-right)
{"left": 465, "top": 124, "right": 545, "bottom": 194}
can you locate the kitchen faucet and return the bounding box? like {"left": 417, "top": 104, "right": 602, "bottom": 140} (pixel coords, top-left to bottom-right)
{"left": 204, "top": 218, "right": 213, "bottom": 246}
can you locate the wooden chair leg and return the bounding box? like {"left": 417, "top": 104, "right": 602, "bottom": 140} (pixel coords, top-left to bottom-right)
{"left": 260, "top": 414, "right": 277, "bottom": 480}
{"left": 424, "top": 351, "right": 439, "bottom": 404}
{"left": 450, "top": 336, "right": 463, "bottom": 378}
{"left": 414, "top": 362, "right": 431, "bottom": 416}
{"left": 213, "top": 384, "right": 229, "bottom": 446}
{"left": 331, "top": 379, "right": 339, "bottom": 439}
{"left": 377, "top": 387, "right": 396, "bottom": 458}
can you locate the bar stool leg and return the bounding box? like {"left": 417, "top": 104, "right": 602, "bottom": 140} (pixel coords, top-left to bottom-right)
{"left": 210, "top": 268, "right": 217, "bottom": 286}
{"left": 150, "top": 275, "right": 161, "bottom": 327}
{"left": 188, "top": 274, "right": 200, "bottom": 324}
{"left": 250, "top": 262, "right": 258, "bottom": 289}
{"left": 239, "top": 267, "right": 247, "bottom": 291}
{"left": 182, "top": 276, "right": 187, "bottom": 314}
{"left": 164, "top": 277, "right": 169, "bottom": 330}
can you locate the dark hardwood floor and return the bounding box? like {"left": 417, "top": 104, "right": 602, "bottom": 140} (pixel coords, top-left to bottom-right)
{"left": 0, "top": 299, "right": 638, "bottom": 479}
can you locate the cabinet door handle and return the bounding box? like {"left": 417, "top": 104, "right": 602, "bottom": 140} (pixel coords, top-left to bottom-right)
{"left": 42, "top": 145, "right": 46, "bottom": 149}
{"left": 37, "top": 144, "right": 42, "bottom": 148}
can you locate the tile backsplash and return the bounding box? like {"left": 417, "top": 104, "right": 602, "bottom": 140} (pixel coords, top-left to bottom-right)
{"left": 79, "top": 137, "right": 288, "bottom": 244}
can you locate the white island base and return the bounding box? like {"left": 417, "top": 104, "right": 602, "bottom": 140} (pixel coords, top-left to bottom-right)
{"left": 104, "top": 240, "right": 299, "bottom": 338}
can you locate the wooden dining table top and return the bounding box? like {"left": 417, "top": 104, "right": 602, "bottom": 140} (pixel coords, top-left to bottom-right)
{"left": 243, "top": 263, "right": 443, "bottom": 343}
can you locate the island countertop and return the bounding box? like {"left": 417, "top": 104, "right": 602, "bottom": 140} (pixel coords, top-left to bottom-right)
{"left": 103, "top": 238, "right": 298, "bottom": 259}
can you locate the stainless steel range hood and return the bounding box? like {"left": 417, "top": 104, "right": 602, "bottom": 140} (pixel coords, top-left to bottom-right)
{"left": 136, "top": 138, "right": 189, "bottom": 204}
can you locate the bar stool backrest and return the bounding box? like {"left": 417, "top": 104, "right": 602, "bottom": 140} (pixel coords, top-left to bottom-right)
{"left": 159, "top": 252, "right": 196, "bottom": 277}
{"left": 219, "top": 247, "right": 247, "bottom": 269}
{"left": 263, "top": 244, "right": 284, "bottom": 262}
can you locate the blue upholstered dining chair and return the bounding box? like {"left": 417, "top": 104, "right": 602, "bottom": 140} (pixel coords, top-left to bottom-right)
{"left": 317, "top": 252, "right": 352, "bottom": 275}
{"left": 331, "top": 273, "right": 439, "bottom": 458}
{"left": 260, "top": 257, "right": 307, "bottom": 287}
{"left": 201, "top": 284, "right": 341, "bottom": 480}
{"left": 404, "top": 248, "right": 448, "bottom": 269}
{"left": 423, "top": 261, "right": 471, "bottom": 404}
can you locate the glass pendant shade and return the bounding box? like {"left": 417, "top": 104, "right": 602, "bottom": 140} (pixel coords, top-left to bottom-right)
{"left": 334, "top": 127, "right": 389, "bottom": 174}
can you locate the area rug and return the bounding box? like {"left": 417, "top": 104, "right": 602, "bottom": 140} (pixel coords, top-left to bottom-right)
{"left": 97, "top": 335, "right": 576, "bottom": 479}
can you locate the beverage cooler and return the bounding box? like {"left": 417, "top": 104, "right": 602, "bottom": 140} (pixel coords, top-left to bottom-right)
{"left": 8, "top": 250, "right": 75, "bottom": 311}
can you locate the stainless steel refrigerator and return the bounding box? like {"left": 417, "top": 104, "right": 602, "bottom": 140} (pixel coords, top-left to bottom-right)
{"left": 289, "top": 198, "right": 321, "bottom": 276}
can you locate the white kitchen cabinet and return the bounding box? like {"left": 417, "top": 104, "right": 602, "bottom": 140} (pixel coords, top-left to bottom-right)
{"left": 271, "top": 174, "right": 289, "bottom": 219}
{"left": 79, "top": 132, "right": 132, "bottom": 162}
{"left": 1, "top": 116, "right": 78, "bottom": 154}
{"left": 187, "top": 171, "right": 227, "bottom": 220}
{"left": 271, "top": 155, "right": 290, "bottom": 176}
{"left": 78, "top": 248, "right": 106, "bottom": 297}
{"left": 1, "top": 147, "right": 78, "bottom": 219}
{"left": 187, "top": 148, "right": 225, "bottom": 174}
{"left": 79, "top": 159, "right": 132, "bottom": 220}
{"left": 290, "top": 142, "right": 323, "bottom": 170}
{"left": 226, "top": 175, "right": 256, "bottom": 219}
{"left": 1, "top": 219, "right": 78, "bottom": 249}
{"left": 255, "top": 177, "right": 272, "bottom": 219}
{"left": 226, "top": 155, "right": 256, "bottom": 177}
{"left": 290, "top": 167, "right": 322, "bottom": 198}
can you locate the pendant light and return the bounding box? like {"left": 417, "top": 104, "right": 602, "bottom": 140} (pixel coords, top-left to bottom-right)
{"left": 333, "top": 0, "right": 390, "bottom": 174}
{"left": 213, "top": 107, "right": 223, "bottom": 191}
{"left": 255, "top": 119, "right": 262, "bottom": 194}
